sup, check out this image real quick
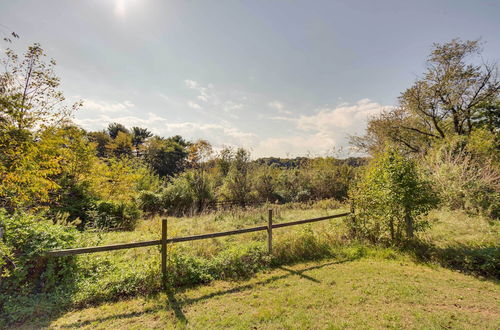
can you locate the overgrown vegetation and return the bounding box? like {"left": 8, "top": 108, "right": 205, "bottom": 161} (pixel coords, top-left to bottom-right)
{"left": 0, "top": 35, "right": 498, "bottom": 327}
{"left": 349, "top": 147, "right": 438, "bottom": 243}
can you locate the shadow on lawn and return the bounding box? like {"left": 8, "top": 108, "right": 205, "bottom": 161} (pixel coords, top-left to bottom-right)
{"left": 57, "top": 259, "right": 349, "bottom": 327}
{"left": 22, "top": 241, "right": 499, "bottom": 328}
{"left": 403, "top": 240, "right": 499, "bottom": 280}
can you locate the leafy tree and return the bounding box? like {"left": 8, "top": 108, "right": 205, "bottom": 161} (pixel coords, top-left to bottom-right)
{"left": 471, "top": 98, "right": 500, "bottom": 137}
{"left": 131, "top": 127, "right": 152, "bottom": 146}
{"left": 169, "top": 134, "right": 189, "bottom": 147}
{"left": 275, "top": 168, "right": 311, "bottom": 203}
{"left": 350, "top": 148, "right": 437, "bottom": 242}
{"left": 253, "top": 166, "right": 279, "bottom": 203}
{"left": 106, "top": 131, "right": 133, "bottom": 157}
{"left": 221, "top": 148, "right": 253, "bottom": 205}
{"left": 306, "top": 158, "right": 354, "bottom": 201}
{"left": 0, "top": 43, "right": 80, "bottom": 211}
{"left": 0, "top": 43, "right": 79, "bottom": 131}
{"left": 87, "top": 130, "right": 112, "bottom": 157}
{"left": 424, "top": 134, "right": 499, "bottom": 218}
{"left": 107, "top": 122, "right": 129, "bottom": 139}
{"left": 143, "top": 136, "right": 188, "bottom": 177}
{"left": 0, "top": 127, "right": 61, "bottom": 211}
{"left": 45, "top": 125, "right": 99, "bottom": 221}
{"left": 131, "top": 126, "right": 153, "bottom": 156}
{"left": 187, "top": 139, "right": 213, "bottom": 168}
{"left": 162, "top": 169, "right": 214, "bottom": 215}
{"left": 353, "top": 39, "right": 499, "bottom": 154}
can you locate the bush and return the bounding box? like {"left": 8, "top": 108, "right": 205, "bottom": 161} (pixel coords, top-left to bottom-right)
{"left": 220, "top": 149, "right": 253, "bottom": 206}
{"left": 0, "top": 209, "right": 77, "bottom": 324}
{"left": 306, "top": 158, "right": 355, "bottom": 201}
{"left": 275, "top": 169, "right": 311, "bottom": 203}
{"left": 272, "top": 226, "right": 334, "bottom": 264}
{"left": 138, "top": 190, "right": 164, "bottom": 215}
{"left": 425, "top": 136, "right": 500, "bottom": 219}
{"left": 49, "top": 181, "right": 97, "bottom": 227}
{"left": 253, "top": 166, "right": 280, "bottom": 203}
{"left": 87, "top": 201, "right": 141, "bottom": 230}
{"left": 162, "top": 170, "right": 215, "bottom": 216}
{"left": 349, "top": 148, "right": 438, "bottom": 243}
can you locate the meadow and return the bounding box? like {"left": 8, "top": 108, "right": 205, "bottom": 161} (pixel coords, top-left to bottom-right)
{"left": 1, "top": 37, "right": 499, "bottom": 329}
{"left": 11, "top": 202, "right": 500, "bottom": 328}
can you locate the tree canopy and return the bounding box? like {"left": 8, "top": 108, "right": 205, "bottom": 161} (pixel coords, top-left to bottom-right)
{"left": 352, "top": 39, "right": 499, "bottom": 154}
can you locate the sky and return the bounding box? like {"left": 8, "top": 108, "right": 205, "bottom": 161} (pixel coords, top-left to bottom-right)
{"left": 1, "top": 0, "right": 499, "bottom": 158}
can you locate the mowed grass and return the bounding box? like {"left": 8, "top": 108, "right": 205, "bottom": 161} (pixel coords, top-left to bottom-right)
{"left": 44, "top": 258, "right": 499, "bottom": 329}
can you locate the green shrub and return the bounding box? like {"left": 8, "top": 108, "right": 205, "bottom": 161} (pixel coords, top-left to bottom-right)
{"left": 210, "top": 243, "right": 270, "bottom": 279}
{"left": 162, "top": 170, "right": 215, "bottom": 216}
{"left": 167, "top": 253, "right": 214, "bottom": 287}
{"left": 72, "top": 254, "right": 161, "bottom": 306}
{"left": 49, "top": 181, "right": 97, "bottom": 227}
{"left": 0, "top": 209, "right": 77, "bottom": 324}
{"left": 87, "top": 201, "right": 141, "bottom": 230}
{"left": 425, "top": 137, "right": 500, "bottom": 219}
{"left": 252, "top": 166, "right": 281, "bottom": 203}
{"left": 272, "top": 227, "right": 334, "bottom": 264}
{"left": 138, "top": 190, "right": 164, "bottom": 215}
{"left": 220, "top": 149, "right": 254, "bottom": 206}
{"left": 275, "top": 169, "right": 311, "bottom": 203}
{"left": 167, "top": 243, "right": 269, "bottom": 287}
{"left": 162, "top": 176, "right": 195, "bottom": 216}
{"left": 350, "top": 147, "right": 438, "bottom": 243}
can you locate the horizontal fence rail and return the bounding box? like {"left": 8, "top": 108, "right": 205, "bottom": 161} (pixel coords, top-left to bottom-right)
{"left": 46, "top": 240, "right": 162, "bottom": 257}
{"left": 46, "top": 212, "right": 350, "bottom": 257}
{"left": 46, "top": 211, "right": 350, "bottom": 286}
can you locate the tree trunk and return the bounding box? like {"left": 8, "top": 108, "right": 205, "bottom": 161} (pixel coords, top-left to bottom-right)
{"left": 389, "top": 217, "right": 395, "bottom": 241}
{"left": 404, "top": 208, "right": 413, "bottom": 238}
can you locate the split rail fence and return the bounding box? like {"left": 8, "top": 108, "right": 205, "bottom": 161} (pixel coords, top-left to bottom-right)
{"left": 47, "top": 210, "right": 350, "bottom": 285}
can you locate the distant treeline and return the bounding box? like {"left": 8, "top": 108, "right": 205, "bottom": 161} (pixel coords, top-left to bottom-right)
{"left": 254, "top": 156, "right": 368, "bottom": 169}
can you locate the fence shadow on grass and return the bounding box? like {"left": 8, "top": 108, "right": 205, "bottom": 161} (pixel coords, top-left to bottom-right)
{"left": 57, "top": 258, "right": 351, "bottom": 327}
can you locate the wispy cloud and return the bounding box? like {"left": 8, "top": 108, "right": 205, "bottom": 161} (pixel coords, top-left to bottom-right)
{"left": 82, "top": 98, "right": 134, "bottom": 112}
{"left": 295, "top": 98, "right": 389, "bottom": 131}
{"left": 268, "top": 101, "right": 291, "bottom": 114}
{"left": 157, "top": 93, "right": 171, "bottom": 103}
{"left": 75, "top": 96, "right": 389, "bottom": 158}
{"left": 184, "top": 79, "right": 245, "bottom": 117}
{"left": 185, "top": 79, "right": 216, "bottom": 104}
{"left": 187, "top": 101, "right": 202, "bottom": 109}
{"left": 256, "top": 99, "right": 391, "bottom": 157}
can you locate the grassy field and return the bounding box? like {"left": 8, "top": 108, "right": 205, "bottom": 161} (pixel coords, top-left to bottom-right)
{"left": 9, "top": 203, "right": 500, "bottom": 328}
{"left": 30, "top": 257, "right": 499, "bottom": 329}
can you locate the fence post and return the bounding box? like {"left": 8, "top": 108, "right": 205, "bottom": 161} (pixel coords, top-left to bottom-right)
{"left": 161, "top": 218, "right": 167, "bottom": 289}
{"left": 267, "top": 209, "right": 273, "bottom": 254}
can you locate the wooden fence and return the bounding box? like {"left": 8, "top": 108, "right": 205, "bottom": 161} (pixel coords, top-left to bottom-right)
{"left": 46, "top": 210, "right": 350, "bottom": 285}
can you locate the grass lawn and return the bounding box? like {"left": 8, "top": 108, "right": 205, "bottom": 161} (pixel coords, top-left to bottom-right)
{"left": 39, "top": 257, "right": 499, "bottom": 329}
{"left": 9, "top": 205, "right": 500, "bottom": 329}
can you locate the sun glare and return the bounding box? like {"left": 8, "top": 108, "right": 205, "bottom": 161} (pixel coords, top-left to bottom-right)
{"left": 114, "top": 0, "right": 140, "bottom": 17}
